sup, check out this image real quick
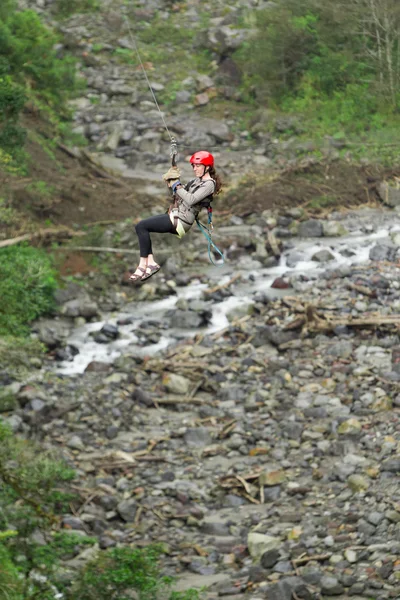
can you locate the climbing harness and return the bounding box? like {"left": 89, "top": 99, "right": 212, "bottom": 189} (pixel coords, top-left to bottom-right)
{"left": 124, "top": 15, "right": 225, "bottom": 265}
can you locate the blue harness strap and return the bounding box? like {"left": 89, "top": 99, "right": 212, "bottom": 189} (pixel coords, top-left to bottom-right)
{"left": 196, "top": 207, "right": 225, "bottom": 266}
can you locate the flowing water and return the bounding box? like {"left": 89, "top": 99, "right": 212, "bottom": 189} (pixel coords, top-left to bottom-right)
{"left": 56, "top": 218, "right": 400, "bottom": 375}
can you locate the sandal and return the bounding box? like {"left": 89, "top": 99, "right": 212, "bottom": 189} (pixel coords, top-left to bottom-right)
{"left": 129, "top": 267, "right": 147, "bottom": 283}
{"left": 141, "top": 264, "right": 161, "bottom": 281}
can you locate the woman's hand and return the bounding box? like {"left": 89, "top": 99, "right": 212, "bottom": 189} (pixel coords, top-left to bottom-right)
{"left": 171, "top": 181, "right": 182, "bottom": 193}
{"left": 162, "top": 166, "right": 181, "bottom": 184}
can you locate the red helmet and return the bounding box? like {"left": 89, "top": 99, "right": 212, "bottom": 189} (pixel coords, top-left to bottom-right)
{"left": 190, "top": 151, "right": 214, "bottom": 167}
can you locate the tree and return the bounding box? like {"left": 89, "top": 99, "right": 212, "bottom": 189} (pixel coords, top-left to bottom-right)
{"left": 352, "top": 0, "right": 400, "bottom": 105}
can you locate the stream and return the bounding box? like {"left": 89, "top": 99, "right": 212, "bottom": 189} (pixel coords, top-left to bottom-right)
{"left": 56, "top": 213, "right": 400, "bottom": 376}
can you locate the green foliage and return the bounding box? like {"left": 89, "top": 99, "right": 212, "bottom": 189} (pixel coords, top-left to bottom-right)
{"left": 0, "top": 197, "right": 18, "bottom": 225}
{"left": 0, "top": 69, "right": 26, "bottom": 160}
{"left": 0, "top": 390, "right": 17, "bottom": 412}
{"left": 0, "top": 336, "right": 45, "bottom": 379}
{"left": 0, "top": 1, "right": 83, "bottom": 163}
{"left": 54, "top": 0, "right": 101, "bottom": 19}
{"left": 32, "top": 532, "right": 96, "bottom": 566}
{"left": 170, "top": 591, "right": 201, "bottom": 600}
{"left": 0, "top": 420, "right": 202, "bottom": 600}
{"left": 0, "top": 420, "right": 75, "bottom": 526}
{"left": 69, "top": 545, "right": 202, "bottom": 600}
{"left": 71, "top": 545, "right": 165, "bottom": 600}
{"left": 0, "top": 543, "right": 23, "bottom": 600}
{"left": 26, "top": 180, "right": 55, "bottom": 199}
{"left": 2, "top": 9, "right": 81, "bottom": 107}
{"left": 237, "top": 1, "right": 368, "bottom": 102}
{"left": 0, "top": 245, "right": 57, "bottom": 336}
{"left": 305, "top": 194, "right": 339, "bottom": 212}
{"left": 235, "top": 0, "right": 400, "bottom": 139}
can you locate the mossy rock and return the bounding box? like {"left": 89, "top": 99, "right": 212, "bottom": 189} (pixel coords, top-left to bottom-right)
{"left": 0, "top": 389, "right": 17, "bottom": 413}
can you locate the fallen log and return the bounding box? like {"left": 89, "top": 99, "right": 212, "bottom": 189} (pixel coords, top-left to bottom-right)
{"left": 305, "top": 303, "right": 400, "bottom": 332}
{"left": 0, "top": 228, "right": 85, "bottom": 249}
{"left": 52, "top": 245, "right": 138, "bottom": 255}
{"left": 347, "top": 282, "right": 377, "bottom": 298}
{"left": 203, "top": 273, "right": 241, "bottom": 295}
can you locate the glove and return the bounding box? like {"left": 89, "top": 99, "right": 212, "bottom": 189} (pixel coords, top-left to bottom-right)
{"left": 171, "top": 181, "right": 182, "bottom": 193}
{"left": 162, "top": 166, "right": 181, "bottom": 182}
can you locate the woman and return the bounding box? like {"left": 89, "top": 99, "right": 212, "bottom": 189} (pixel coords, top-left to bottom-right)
{"left": 129, "top": 150, "right": 222, "bottom": 282}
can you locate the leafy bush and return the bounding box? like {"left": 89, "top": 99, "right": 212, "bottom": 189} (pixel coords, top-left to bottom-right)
{"left": 0, "top": 245, "right": 57, "bottom": 336}
{"left": 0, "top": 336, "right": 45, "bottom": 379}
{"left": 0, "top": 420, "right": 75, "bottom": 524}
{"left": 1, "top": 9, "right": 81, "bottom": 108}
{"left": 53, "top": 0, "right": 101, "bottom": 19}
{"left": 0, "top": 419, "right": 202, "bottom": 600}
{"left": 70, "top": 545, "right": 168, "bottom": 600}
{"left": 0, "top": 1, "right": 83, "bottom": 161}
{"left": 69, "top": 545, "right": 201, "bottom": 600}
{"left": 235, "top": 0, "right": 400, "bottom": 137}
{"left": 0, "top": 543, "right": 22, "bottom": 600}
{"left": 0, "top": 66, "right": 26, "bottom": 163}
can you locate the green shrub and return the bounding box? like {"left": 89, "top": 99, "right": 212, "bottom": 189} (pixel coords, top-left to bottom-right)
{"left": 0, "top": 336, "right": 45, "bottom": 379}
{"left": 0, "top": 245, "right": 57, "bottom": 336}
{"left": 53, "top": 0, "right": 101, "bottom": 18}
{"left": 234, "top": 0, "right": 400, "bottom": 136}
{"left": 0, "top": 1, "right": 84, "bottom": 162}
{"left": 70, "top": 545, "right": 167, "bottom": 600}
{"left": 68, "top": 545, "right": 201, "bottom": 600}
{"left": 2, "top": 9, "right": 81, "bottom": 108}
{"left": 0, "top": 420, "right": 202, "bottom": 600}
{"left": 0, "top": 67, "right": 26, "bottom": 160}
{"left": 0, "top": 543, "right": 23, "bottom": 600}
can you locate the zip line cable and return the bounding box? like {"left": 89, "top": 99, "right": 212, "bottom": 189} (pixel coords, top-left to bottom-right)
{"left": 123, "top": 15, "right": 174, "bottom": 143}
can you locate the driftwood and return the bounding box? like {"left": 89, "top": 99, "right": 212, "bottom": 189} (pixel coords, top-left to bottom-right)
{"left": 282, "top": 304, "right": 400, "bottom": 333}
{"left": 0, "top": 228, "right": 85, "bottom": 249}
{"left": 346, "top": 282, "right": 377, "bottom": 298}
{"left": 152, "top": 396, "right": 210, "bottom": 406}
{"left": 292, "top": 553, "right": 332, "bottom": 566}
{"left": 51, "top": 245, "right": 138, "bottom": 255}
{"left": 307, "top": 305, "right": 400, "bottom": 332}
{"left": 267, "top": 230, "right": 281, "bottom": 257}
{"left": 203, "top": 272, "right": 241, "bottom": 295}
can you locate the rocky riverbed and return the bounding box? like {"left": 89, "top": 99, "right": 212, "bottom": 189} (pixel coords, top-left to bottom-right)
{"left": 5, "top": 3, "right": 400, "bottom": 598}
{"left": 3, "top": 205, "right": 400, "bottom": 600}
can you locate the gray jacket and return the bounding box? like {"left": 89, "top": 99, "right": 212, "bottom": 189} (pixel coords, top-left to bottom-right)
{"left": 172, "top": 178, "right": 215, "bottom": 236}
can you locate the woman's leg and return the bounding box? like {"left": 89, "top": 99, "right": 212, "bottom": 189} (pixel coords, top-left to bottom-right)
{"left": 131, "top": 214, "right": 176, "bottom": 280}
{"left": 135, "top": 214, "right": 176, "bottom": 257}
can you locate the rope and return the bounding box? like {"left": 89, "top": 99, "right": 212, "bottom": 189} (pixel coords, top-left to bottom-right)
{"left": 196, "top": 219, "right": 225, "bottom": 266}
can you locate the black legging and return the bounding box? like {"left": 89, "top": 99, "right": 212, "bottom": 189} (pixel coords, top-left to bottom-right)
{"left": 135, "top": 214, "right": 177, "bottom": 257}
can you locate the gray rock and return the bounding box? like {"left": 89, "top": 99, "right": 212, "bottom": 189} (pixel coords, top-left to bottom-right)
{"left": 312, "top": 249, "right": 335, "bottom": 262}
{"left": 378, "top": 181, "right": 400, "bottom": 207}
{"left": 62, "top": 516, "right": 85, "bottom": 531}
{"left": 66, "top": 435, "right": 85, "bottom": 450}
{"left": 369, "top": 242, "right": 398, "bottom": 261}
{"left": 261, "top": 548, "right": 280, "bottom": 569}
{"left": 184, "top": 427, "right": 212, "bottom": 447}
{"left": 297, "top": 219, "right": 324, "bottom": 237}
{"left": 320, "top": 575, "right": 344, "bottom": 595}
{"left": 117, "top": 499, "right": 137, "bottom": 522}
{"left": 61, "top": 297, "right": 99, "bottom": 319}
